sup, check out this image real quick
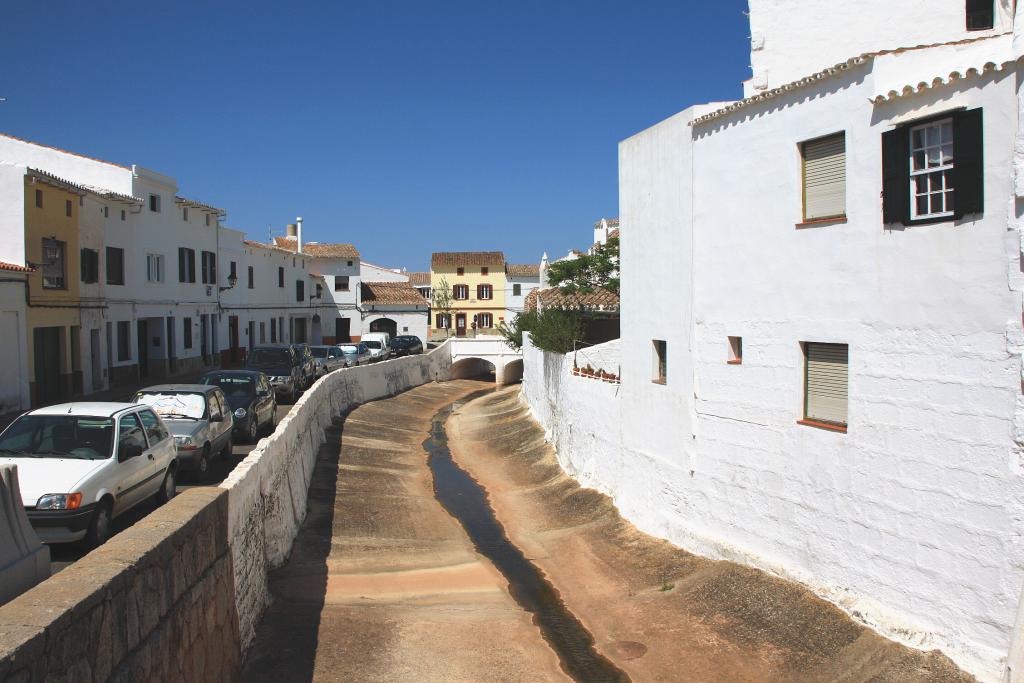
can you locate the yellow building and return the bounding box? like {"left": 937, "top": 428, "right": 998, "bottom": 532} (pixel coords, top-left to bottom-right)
{"left": 23, "top": 170, "right": 85, "bottom": 406}
{"left": 430, "top": 251, "right": 506, "bottom": 337}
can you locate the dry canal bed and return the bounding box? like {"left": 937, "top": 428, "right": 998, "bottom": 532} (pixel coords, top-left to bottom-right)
{"left": 242, "top": 381, "right": 974, "bottom": 682}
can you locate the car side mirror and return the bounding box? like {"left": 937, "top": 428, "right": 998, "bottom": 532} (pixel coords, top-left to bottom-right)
{"left": 119, "top": 443, "right": 143, "bottom": 460}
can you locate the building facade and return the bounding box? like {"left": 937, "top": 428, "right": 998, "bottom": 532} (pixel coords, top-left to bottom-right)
{"left": 503, "top": 263, "right": 540, "bottom": 318}
{"left": 519, "top": 3, "right": 1024, "bottom": 680}
{"left": 430, "top": 251, "right": 507, "bottom": 338}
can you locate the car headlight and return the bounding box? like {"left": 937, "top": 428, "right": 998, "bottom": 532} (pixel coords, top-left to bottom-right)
{"left": 36, "top": 493, "right": 82, "bottom": 510}
{"left": 234, "top": 408, "right": 247, "bottom": 419}
{"left": 174, "top": 435, "right": 196, "bottom": 450}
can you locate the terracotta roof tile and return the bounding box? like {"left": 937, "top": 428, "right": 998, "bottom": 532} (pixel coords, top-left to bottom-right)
{"left": 431, "top": 251, "right": 505, "bottom": 268}
{"left": 361, "top": 281, "right": 427, "bottom": 306}
{"left": 506, "top": 263, "right": 539, "bottom": 277}
{"left": 0, "top": 261, "right": 33, "bottom": 273}
{"left": 608, "top": 228, "right": 619, "bottom": 239}
{"left": 272, "top": 237, "right": 360, "bottom": 259}
{"left": 407, "top": 271, "right": 431, "bottom": 285}
{"left": 175, "top": 196, "right": 226, "bottom": 216}
{"left": 243, "top": 239, "right": 303, "bottom": 255}
{"left": 526, "top": 287, "right": 619, "bottom": 312}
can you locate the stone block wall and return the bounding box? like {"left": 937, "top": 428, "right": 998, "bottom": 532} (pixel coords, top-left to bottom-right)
{"left": 0, "top": 487, "right": 240, "bottom": 682}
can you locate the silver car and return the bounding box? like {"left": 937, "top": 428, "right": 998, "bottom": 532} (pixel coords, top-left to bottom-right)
{"left": 310, "top": 345, "right": 346, "bottom": 377}
{"left": 133, "top": 384, "right": 234, "bottom": 483}
{"left": 338, "top": 342, "right": 372, "bottom": 367}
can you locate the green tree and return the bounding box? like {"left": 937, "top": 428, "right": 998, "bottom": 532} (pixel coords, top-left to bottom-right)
{"left": 431, "top": 276, "right": 454, "bottom": 337}
{"left": 501, "top": 309, "right": 582, "bottom": 354}
{"left": 545, "top": 236, "right": 619, "bottom": 295}
{"left": 498, "top": 310, "right": 537, "bottom": 351}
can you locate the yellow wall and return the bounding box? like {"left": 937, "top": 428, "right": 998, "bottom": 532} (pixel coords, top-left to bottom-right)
{"left": 24, "top": 180, "right": 82, "bottom": 384}
{"left": 430, "top": 263, "right": 507, "bottom": 334}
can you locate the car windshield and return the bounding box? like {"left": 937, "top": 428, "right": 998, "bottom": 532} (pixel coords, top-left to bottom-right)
{"left": 202, "top": 376, "right": 255, "bottom": 398}
{"left": 364, "top": 341, "right": 382, "bottom": 349}
{"left": 134, "top": 392, "right": 206, "bottom": 420}
{"left": 310, "top": 347, "right": 329, "bottom": 358}
{"left": 0, "top": 415, "right": 115, "bottom": 460}
{"left": 248, "top": 348, "right": 291, "bottom": 366}
{"left": 339, "top": 345, "right": 358, "bottom": 355}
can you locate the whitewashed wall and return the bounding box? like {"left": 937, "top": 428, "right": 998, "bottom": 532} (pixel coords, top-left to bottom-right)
{"left": 745, "top": 0, "right": 1013, "bottom": 93}
{"left": 523, "top": 41, "right": 1023, "bottom": 682}
{"left": 221, "top": 341, "right": 452, "bottom": 650}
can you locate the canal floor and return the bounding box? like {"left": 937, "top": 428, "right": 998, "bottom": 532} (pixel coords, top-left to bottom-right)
{"left": 242, "top": 380, "right": 974, "bottom": 683}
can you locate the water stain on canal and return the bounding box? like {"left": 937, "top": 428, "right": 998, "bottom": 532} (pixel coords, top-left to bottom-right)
{"left": 424, "top": 390, "right": 630, "bottom": 683}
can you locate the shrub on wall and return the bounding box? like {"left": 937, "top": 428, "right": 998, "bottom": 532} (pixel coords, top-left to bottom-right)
{"left": 501, "top": 309, "right": 582, "bottom": 354}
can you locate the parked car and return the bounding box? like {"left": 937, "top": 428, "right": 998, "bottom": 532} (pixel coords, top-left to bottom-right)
{"left": 246, "top": 345, "right": 302, "bottom": 402}
{"left": 338, "top": 342, "right": 372, "bottom": 367}
{"left": 361, "top": 332, "right": 392, "bottom": 362}
{"left": 199, "top": 370, "right": 277, "bottom": 443}
{"left": 310, "top": 345, "right": 346, "bottom": 377}
{"left": 290, "top": 343, "right": 317, "bottom": 388}
{"left": 0, "top": 402, "right": 177, "bottom": 546}
{"left": 133, "top": 385, "right": 233, "bottom": 482}
{"left": 389, "top": 335, "right": 424, "bottom": 357}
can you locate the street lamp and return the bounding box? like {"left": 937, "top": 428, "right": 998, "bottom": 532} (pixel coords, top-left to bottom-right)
{"left": 219, "top": 273, "right": 238, "bottom": 292}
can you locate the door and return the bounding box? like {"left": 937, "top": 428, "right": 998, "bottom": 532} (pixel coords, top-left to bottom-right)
{"left": 335, "top": 317, "right": 351, "bottom": 343}
{"left": 113, "top": 412, "right": 152, "bottom": 513}
{"left": 200, "top": 315, "right": 209, "bottom": 364}
{"left": 33, "top": 327, "right": 63, "bottom": 405}
{"left": 228, "top": 316, "right": 240, "bottom": 364}
{"left": 247, "top": 321, "right": 255, "bottom": 352}
{"left": 137, "top": 320, "right": 150, "bottom": 378}
{"left": 455, "top": 313, "right": 467, "bottom": 337}
{"left": 166, "top": 318, "right": 177, "bottom": 375}
{"left": 90, "top": 329, "right": 102, "bottom": 392}
{"left": 136, "top": 408, "right": 171, "bottom": 494}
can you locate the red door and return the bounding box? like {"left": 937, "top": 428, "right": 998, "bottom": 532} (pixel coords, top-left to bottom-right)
{"left": 455, "top": 313, "right": 467, "bottom": 337}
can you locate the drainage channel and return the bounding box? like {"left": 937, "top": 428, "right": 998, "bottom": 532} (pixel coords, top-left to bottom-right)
{"left": 424, "top": 390, "right": 630, "bottom": 683}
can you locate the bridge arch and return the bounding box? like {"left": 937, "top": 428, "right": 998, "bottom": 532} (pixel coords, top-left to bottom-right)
{"left": 500, "top": 358, "right": 524, "bottom": 385}
{"left": 451, "top": 357, "right": 496, "bottom": 381}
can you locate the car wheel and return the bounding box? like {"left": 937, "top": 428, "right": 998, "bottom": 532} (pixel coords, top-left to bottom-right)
{"left": 156, "top": 467, "right": 176, "bottom": 505}
{"left": 247, "top": 416, "right": 259, "bottom": 443}
{"left": 85, "top": 500, "right": 113, "bottom": 548}
{"left": 197, "top": 445, "right": 211, "bottom": 483}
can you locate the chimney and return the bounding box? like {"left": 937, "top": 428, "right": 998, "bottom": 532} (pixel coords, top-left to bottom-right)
{"left": 296, "top": 216, "right": 303, "bottom": 254}
{"left": 286, "top": 223, "right": 297, "bottom": 237}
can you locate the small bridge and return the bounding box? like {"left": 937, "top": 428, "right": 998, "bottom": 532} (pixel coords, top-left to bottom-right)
{"left": 448, "top": 337, "right": 523, "bottom": 385}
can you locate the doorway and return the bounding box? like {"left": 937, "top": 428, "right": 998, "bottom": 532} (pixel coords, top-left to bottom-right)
{"left": 369, "top": 318, "right": 398, "bottom": 337}
{"left": 33, "top": 327, "right": 63, "bottom": 405}
{"left": 90, "top": 328, "right": 102, "bottom": 392}
{"left": 229, "top": 316, "right": 240, "bottom": 364}
{"left": 335, "top": 317, "right": 351, "bottom": 343}
{"left": 201, "top": 315, "right": 209, "bottom": 365}
{"left": 137, "top": 320, "right": 150, "bottom": 378}
{"left": 166, "top": 317, "right": 177, "bottom": 375}
{"left": 455, "top": 313, "right": 467, "bottom": 337}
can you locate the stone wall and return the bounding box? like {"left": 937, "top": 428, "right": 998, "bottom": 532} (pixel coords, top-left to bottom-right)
{"left": 220, "top": 341, "right": 452, "bottom": 650}
{"left": 0, "top": 488, "right": 240, "bottom": 682}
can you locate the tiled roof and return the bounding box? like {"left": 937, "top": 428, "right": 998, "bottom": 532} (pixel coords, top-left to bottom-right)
{"left": 690, "top": 33, "right": 1010, "bottom": 126}
{"left": 608, "top": 228, "right": 620, "bottom": 239}
{"left": 243, "top": 239, "right": 305, "bottom": 256}
{"left": 593, "top": 218, "right": 620, "bottom": 229}
{"left": 506, "top": 263, "right": 539, "bottom": 277}
{"left": 361, "top": 281, "right": 427, "bottom": 306}
{"left": 0, "top": 261, "right": 33, "bottom": 273}
{"left": 407, "top": 271, "right": 431, "bottom": 286}
{"left": 525, "top": 287, "right": 619, "bottom": 312}
{"left": 272, "top": 237, "right": 360, "bottom": 259}
{"left": 27, "top": 168, "right": 142, "bottom": 204}
{"left": 175, "top": 196, "right": 226, "bottom": 216}
{"left": 0, "top": 133, "right": 131, "bottom": 170}
{"left": 431, "top": 251, "right": 505, "bottom": 268}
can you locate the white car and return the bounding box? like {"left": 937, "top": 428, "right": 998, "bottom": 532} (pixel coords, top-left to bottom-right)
{"left": 0, "top": 402, "right": 178, "bottom": 547}
{"left": 361, "top": 332, "right": 392, "bottom": 362}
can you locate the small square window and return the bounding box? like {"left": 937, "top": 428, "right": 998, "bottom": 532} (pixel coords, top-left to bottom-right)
{"left": 966, "top": 0, "right": 994, "bottom": 30}
{"left": 728, "top": 336, "right": 742, "bottom": 364}
{"left": 653, "top": 340, "right": 667, "bottom": 384}
{"left": 347, "top": 260, "right": 353, "bottom": 266}
{"left": 457, "top": 267, "right": 464, "bottom": 276}
{"left": 481, "top": 267, "right": 488, "bottom": 275}
{"left": 149, "top": 194, "right": 161, "bottom": 212}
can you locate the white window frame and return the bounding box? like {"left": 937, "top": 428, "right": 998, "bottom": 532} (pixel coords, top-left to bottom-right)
{"left": 146, "top": 253, "right": 164, "bottom": 283}
{"left": 909, "top": 118, "right": 954, "bottom": 220}
{"left": 478, "top": 313, "right": 493, "bottom": 328}
{"left": 453, "top": 284, "right": 469, "bottom": 300}
{"left": 41, "top": 238, "right": 66, "bottom": 289}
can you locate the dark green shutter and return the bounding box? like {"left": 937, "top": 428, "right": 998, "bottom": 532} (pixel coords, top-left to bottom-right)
{"left": 953, "top": 107, "right": 984, "bottom": 219}
{"left": 178, "top": 248, "right": 186, "bottom": 283}
{"left": 881, "top": 126, "right": 909, "bottom": 225}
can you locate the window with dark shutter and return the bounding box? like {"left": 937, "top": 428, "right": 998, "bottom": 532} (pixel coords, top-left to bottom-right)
{"left": 80, "top": 248, "right": 99, "bottom": 284}
{"left": 179, "top": 248, "right": 186, "bottom": 283}
{"left": 296, "top": 280, "right": 304, "bottom": 302}
{"left": 106, "top": 247, "right": 125, "bottom": 285}
{"left": 966, "top": 0, "right": 994, "bottom": 30}
{"left": 802, "top": 342, "right": 848, "bottom": 430}
{"left": 881, "top": 108, "right": 983, "bottom": 226}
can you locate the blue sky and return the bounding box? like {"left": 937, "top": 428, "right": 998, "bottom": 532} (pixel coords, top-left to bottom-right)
{"left": 0, "top": 1, "right": 749, "bottom": 269}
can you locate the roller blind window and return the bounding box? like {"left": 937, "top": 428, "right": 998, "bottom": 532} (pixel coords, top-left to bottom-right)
{"left": 804, "top": 342, "right": 848, "bottom": 427}
{"left": 802, "top": 133, "right": 846, "bottom": 221}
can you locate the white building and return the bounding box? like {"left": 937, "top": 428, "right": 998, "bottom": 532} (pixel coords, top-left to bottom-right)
{"left": 273, "top": 233, "right": 360, "bottom": 343}
{"left": 524, "top": 2, "right": 1024, "bottom": 680}
{"left": 503, "top": 263, "right": 540, "bottom": 317}
{"left": 359, "top": 281, "right": 430, "bottom": 343}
